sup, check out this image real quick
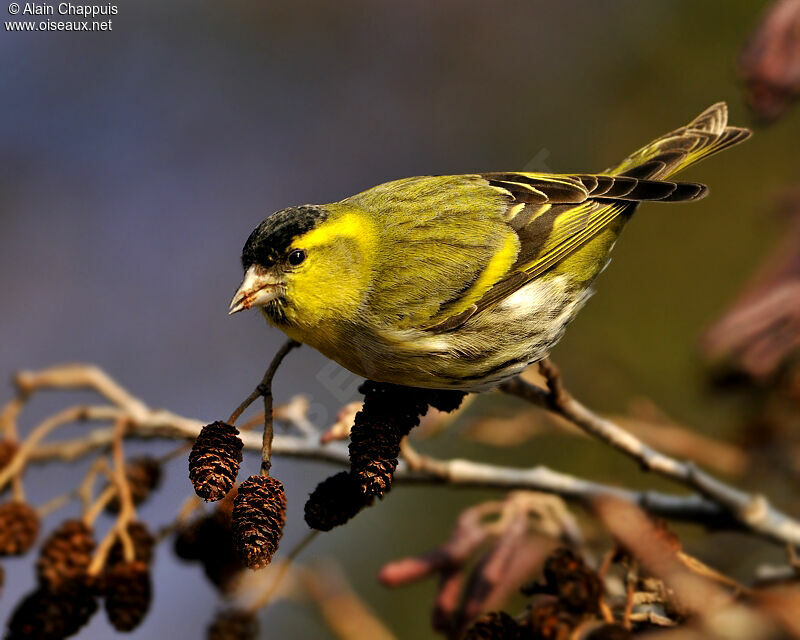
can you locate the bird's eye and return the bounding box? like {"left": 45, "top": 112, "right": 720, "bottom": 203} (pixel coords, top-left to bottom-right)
{"left": 287, "top": 249, "right": 307, "bottom": 267}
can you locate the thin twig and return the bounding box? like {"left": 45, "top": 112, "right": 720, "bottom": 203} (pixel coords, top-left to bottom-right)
{"left": 225, "top": 339, "right": 299, "bottom": 476}
{"left": 79, "top": 456, "right": 113, "bottom": 513}
{"left": 36, "top": 489, "right": 74, "bottom": 518}
{"left": 227, "top": 339, "right": 299, "bottom": 426}
{"left": 88, "top": 419, "right": 136, "bottom": 574}
{"left": 0, "top": 392, "right": 26, "bottom": 440}
{"left": 110, "top": 418, "right": 136, "bottom": 562}
{"left": 0, "top": 405, "right": 93, "bottom": 489}
{"left": 83, "top": 484, "right": 117, "bottom": 527}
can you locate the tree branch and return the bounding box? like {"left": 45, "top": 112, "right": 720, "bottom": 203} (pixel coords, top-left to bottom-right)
{"left": 8, "top": 362, "right": 800, "bottom": 546}
{"left": 499, "top": 360, "right": 800, "bottom": 546}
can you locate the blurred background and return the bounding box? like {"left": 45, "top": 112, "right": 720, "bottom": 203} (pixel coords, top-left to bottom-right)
{"left": 2, "top": 0, "right": 800, "bottom": 637}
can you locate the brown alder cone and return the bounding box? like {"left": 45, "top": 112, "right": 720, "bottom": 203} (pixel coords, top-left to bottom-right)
{"left": 207, "top": 609, "right": 259, "bottom": 640}
{"left": 524, "top": 595, "right": 574, "bottom": 640}
{"left": 304, "top": 471, "right": 374, "bottom": 531}
{"left": 541, "top": 548, "right": 604, "bottom": 615}
{"left": 0, "top": 501, "right": 40, "bottom": 556}
{"left": 36, "top": 519, "right": 95, "bottom": 591}
{"left": 231, "top": 475, "right": 287, "bottom": 570}
{"left": 349, "top": 381, "right": 465, "bottom": 498}
{"left": 464, "top": 611, "right": 524, "bottom": 640}
{"left": 173, "top": 495, "right": 246, "bottom": 593}
{"left": 103, "top": 560, "right": 152, "bottom": 632}
{"left": 190, "top": 421, "right": 244, "bottom": 501}
{"left": 106, "top": 457, "right": 162, "bottom": 512}
{"left": 6, "top": 585, "right": 98, "bottom": 639}
{"left": 0, "top": 439, "right": 18, "bottom": 471}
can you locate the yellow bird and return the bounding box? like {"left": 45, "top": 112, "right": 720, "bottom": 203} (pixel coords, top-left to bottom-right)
{"left": 230, "top": 103, "right": 750, "bottom": 391}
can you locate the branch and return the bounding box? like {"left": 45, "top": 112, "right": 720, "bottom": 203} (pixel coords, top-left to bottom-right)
{"left": 22, "top": 400, "right": 731, "bottom": 530}
{"left": 500, "top": 360, "right": 800, "bottom": 547}
{"left": 8, "top": 363, "right": 800, "bottom": 546}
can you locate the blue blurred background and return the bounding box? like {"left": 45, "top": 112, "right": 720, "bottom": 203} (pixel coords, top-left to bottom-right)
{"left": 2, "top": 1, "right": 799, "bottom": 637}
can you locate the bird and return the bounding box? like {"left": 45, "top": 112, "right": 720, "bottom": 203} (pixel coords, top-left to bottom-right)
{"left": 229, "top": 103, "right": 750, "bottom": 391}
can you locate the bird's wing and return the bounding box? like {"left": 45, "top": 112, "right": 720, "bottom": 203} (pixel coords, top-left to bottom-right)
{"left": 422, "top": 172, "right": 706, "bottom": 332}
{"left": 346, "top": 175, "right": 521, "bottom": 330}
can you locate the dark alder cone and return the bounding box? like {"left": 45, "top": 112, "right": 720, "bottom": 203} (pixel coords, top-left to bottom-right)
{"left": 304, "top": 471, "right": 374, "bottom": 531}
{"left": 464, "top": 611, "right": 523, "bottom": 640}
{"left": 0, "top": 501, "right": 40, "bottom": 556}
{"left": 207, "top": 609, "right": 259, "bottom": 640}
{"left": 542, "top": 548, "right": 603, "bottom": 615}
{"left": 108, "top": 521, "right": 156, "bottom": 567}
{"left": 103, "top": 560, "right": 152, "bottom": 632}
{"left": 190, "top": 421, "right": 244, "bottom": 501}
{"left": 349, "top": 381, "right": 464, "bottom": 498}
{"left": 427, "top": 389, "right": 467, "bottom": 413}
{"left": 0, "top": 439, "right": 18, "bottom": 471}
{"left": 36, "top": 519, "right": 95, "bottom": 591}
{"left": 174, "top": 494, "right": 246, "bottom": 593}
{"left": 6, "top": 585, "right": 98, "bottom": 640}
{"left": 231, "top": 475, "right": 287, "bottom": 570}
{"left": 106, "top": 457, "right": 162, "bottom": 512}
{"left": 585, "top": 623, "right": 632, "bottom": 639}
{"left": 525, "top": 595, "right": 574, "bottom": 640}
{"left": 173, "top": 518, "right": 203, "bottom": 561}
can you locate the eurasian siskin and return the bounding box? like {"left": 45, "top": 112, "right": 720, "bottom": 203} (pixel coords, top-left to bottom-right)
{"left": 229, "top": 103, "right": 750, "bottom": 390}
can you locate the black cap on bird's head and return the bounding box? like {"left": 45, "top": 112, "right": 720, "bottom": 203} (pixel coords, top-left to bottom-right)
{"left": 230, "top": 204, "right": 328, "bottom": 316}
{"left": 241, "top": 205, "right": 328, "bottom": 270}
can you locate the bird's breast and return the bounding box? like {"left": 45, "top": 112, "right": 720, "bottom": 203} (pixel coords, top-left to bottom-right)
{"left": 291, "top": 275, "right": 592, "bottom": 390}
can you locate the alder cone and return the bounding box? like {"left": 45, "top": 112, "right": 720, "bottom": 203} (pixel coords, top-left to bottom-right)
{"left": 349, "top": 381, "right": 467, "bottom": 498}
{"left": 189, "top": 421, "right": 243, "bottom": 501}
{"left": 103, "top": 561, "right": 152, "bottom": 632}
{"left": 36, "top": 519, "right": 95, "bottom": 591}
{"left": 231, "top": 475, "right": 286, "bottom": 570}
{"left": 427, "top": 389, "right": 467, "bottom": 413}
{"left": 542, "top": 548, "right": 603, "bottom": 615}
{"left": 348, "top": 416, "right": 405, "bottom": 498}
{"left": 0, "top": 501, "right": 40, "bottom": 556}
{"left": 525, "top": 595, "right": 574, "bottom": 640}
{"left": 207, "top": 609, "right": 259, "bottom": 640}
{"left": 173, "top": 506, "right": 246, "bottom": 593}
{"left": 6, "top": 585, "right": 98, "bottom": 639}
{"left": 464, "top": 612, "right": 524, "bottom": 640}
{"left": 348, "top": 381, "right": 425, "bottom": 498}
{"left": 304, "top": 471, "right": 373, "bottom": 531}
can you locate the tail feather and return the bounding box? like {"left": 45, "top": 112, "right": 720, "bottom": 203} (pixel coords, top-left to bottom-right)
{"left": 607, "top": 102, "right": 751, "bottom": 180}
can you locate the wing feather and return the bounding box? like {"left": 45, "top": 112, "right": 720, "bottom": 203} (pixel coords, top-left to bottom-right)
{"left": 423, "top": 169, "right": 704, "bottom": 333}
{"left": 352, "top": 171, "right": 710, "bottom": 335}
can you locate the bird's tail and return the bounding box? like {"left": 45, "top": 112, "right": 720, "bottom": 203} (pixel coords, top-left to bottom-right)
{"left": 606, "top": 102, "right": 751, "bottom": 182}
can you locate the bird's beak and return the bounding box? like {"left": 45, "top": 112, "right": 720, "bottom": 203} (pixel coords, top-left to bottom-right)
{"left": 229, "top": 266, "right": 281, "bottom": 315}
